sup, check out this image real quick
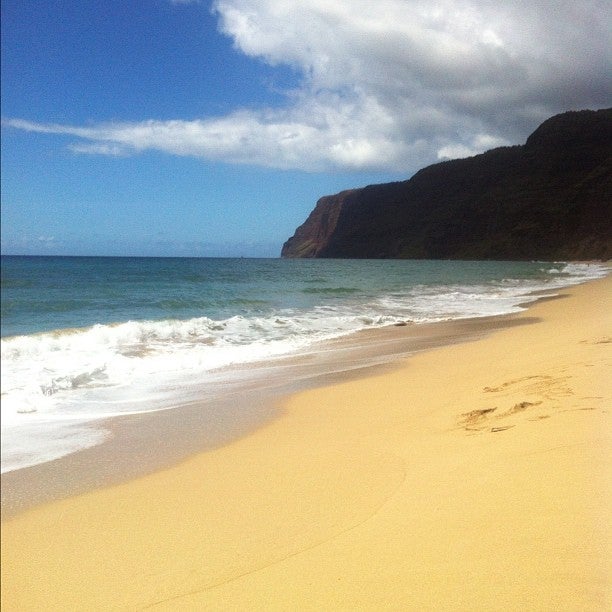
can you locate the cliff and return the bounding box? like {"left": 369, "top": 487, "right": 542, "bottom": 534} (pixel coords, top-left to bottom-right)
{"left": 281, "top": 109, "right": 612, "bottom": 260}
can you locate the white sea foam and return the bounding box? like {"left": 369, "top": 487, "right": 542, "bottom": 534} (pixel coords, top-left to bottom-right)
{"left": 1, "top": 261, "right": 607, "bottom": 473}
{"left": 0, "top": 421, "right": 109, "bottom": 474}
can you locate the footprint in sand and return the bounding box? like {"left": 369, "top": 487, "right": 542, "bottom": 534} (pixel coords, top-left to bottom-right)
{"left": 482, "top": 374, "right": 573, "bottom": 401}
{"left": 458, "top": 400, "right": 546, "bottom": 433}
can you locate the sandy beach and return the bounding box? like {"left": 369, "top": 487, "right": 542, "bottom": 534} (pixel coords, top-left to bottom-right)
{"left": 1, "top": 275, "right": 610, "bottom": 610}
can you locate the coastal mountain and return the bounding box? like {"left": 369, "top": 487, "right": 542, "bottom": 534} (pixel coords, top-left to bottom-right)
{"left": 281, "top": 109, "right": 612, "bottom": 260}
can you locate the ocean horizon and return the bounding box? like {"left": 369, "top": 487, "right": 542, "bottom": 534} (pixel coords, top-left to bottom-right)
{"left": 1, "top": 255, "right": 608, "bottom": 473}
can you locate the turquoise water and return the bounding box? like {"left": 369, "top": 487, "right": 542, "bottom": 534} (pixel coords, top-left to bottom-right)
{"left": 1, "top": 255, "right": 607, "bottom": 472}
{"left": 2, "top": 256, "right": 603, "bottom": 337}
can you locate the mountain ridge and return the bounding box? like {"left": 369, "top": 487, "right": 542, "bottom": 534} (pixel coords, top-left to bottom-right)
{"left": 281, "top": 109, "right": 612, "bottom": 260}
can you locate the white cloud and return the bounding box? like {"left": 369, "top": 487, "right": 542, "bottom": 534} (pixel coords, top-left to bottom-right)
{"left": 437, "top": 134, "right": 510, "bottom": 161}
{"left": 4, "top": 100, "right": 417, "bottom": 171}
{"left": 68, "top": 142, "right": 129, "bottom": 156}
{"left": 5, "top": 0, "right": 611, "bottom": 172}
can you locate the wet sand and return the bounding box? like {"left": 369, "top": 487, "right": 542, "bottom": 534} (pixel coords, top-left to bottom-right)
{"left": 1, "top": 311, "right": 539, "bottom": 517}
{"left": 1, "top": 276, "right": 610, "bottom": 610}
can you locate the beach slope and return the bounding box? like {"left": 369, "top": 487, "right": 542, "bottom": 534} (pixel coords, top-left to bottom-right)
{"left": 1, "top": 276, "right": 610, "bottom": 610}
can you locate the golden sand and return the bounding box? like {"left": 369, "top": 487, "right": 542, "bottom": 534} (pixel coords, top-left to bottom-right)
{"left": 2, "top": 276, "right": 610, "bottom": 611}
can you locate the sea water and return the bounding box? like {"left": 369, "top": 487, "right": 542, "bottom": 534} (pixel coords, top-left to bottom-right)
{"left": 1, "top": 256, "right": 607, "bottom": 473}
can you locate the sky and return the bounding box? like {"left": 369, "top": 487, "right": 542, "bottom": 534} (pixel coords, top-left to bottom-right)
{"left": 1, "top": 0, "right": 610, "bottom": 258}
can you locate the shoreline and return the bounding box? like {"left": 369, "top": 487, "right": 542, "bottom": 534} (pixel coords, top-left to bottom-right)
{"left": 2, "top": 301, "right": 546, "bottom": 518}
{"left": 1, "top": 261, "right": 603, "bottom": 491}
{"left": 1, "top": 275, "right": 610, "bottom": 610}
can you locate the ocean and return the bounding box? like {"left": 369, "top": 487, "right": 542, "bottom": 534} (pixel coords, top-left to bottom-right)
{"left": 1, "top": 256, "right": 607, "bottom": 473}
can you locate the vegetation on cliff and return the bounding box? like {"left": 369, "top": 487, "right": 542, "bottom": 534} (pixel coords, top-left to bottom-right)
{"left": 282, "top": 109, "right": 611, "bottom": 260}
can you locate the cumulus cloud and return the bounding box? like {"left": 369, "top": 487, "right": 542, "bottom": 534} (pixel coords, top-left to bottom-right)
{"left": 5, "top": 0, "right": 611, "bottom": 172}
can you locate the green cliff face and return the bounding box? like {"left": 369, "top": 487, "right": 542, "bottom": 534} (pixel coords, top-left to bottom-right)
{"left": 282, "top": 109, "right": 612, "bottom": 260}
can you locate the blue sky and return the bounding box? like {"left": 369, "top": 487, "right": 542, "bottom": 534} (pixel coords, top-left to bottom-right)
{"left": 2, "top": 0, "right": 610, "bottom": 257}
